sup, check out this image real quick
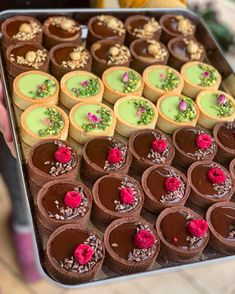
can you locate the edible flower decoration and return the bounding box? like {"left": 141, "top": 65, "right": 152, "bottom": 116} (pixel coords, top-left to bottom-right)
{"left": 88, "top": 112, "right": 100, "bottom": 124}
{"left": 71, "top": 78, "right": 99, "bottom": 97}
{"left": 187, "top": 219, "right": 208, "bottom": 238}
{"left": 64, "top": 191, "right": 81, "bottom": 208}
{"left": 54, "top": 146, "right": 72, "bottom": 164}
{"left": 134, "top": 230, "right": 156, "bottom": 249}
{"left": 30, "top": 79, "right": 55, "bottom": 99}
{"left": 120, "top": 187, "right": 134, "bottom": 205}
{"left": 82, "top": 107, "right": 112, "bottom": 132}
{"left": 175, "top": 97, "right": 196, "bottom": 122}
{"left": 151, "top": 139, "right": 168, "bottom": 154}
{"left": 158, "top": 69, "right": 179, "bottom": 91}
{"left": 122, "top": 71, "right": 139, "bottom": 93}
{"left": 199, "top": 64, "right": 217, "bottom": 87}
{"left": 133, "top": 99, "right": 154, "bottom": 125}
{"left": 196, "top": 133, "right": 212, "bottom": 150}
{"left": 165, "top": 177, "right": 180, "bottom": 192}
{"left": 107, "top": 148, "right": 122, "bottom": 164}
{"left": 74, "top": 244, "right": 94, "bottom": 265}
{"left": 212, "top": 93, "right": 233, "bottom": 118}
{"left": 208, "top": 167, "right": 226, "bottom": 184}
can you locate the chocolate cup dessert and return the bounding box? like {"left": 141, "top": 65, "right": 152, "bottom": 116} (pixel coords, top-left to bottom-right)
{"left": 187, "top": 161, "right": 234, "bottom": 209}
{"left": 230, "top": 158, "right": 235, "bottom": 183}
{"left": 141, "top": 164, "right": 190, "bottom": 214}
{"left": 173, "top": 126, "right": 218, "bottom": 169}
{"left": 81, "top": 136, "right": 132, "bottom": 183}
{"left": 206, "top": 202, "right": 235, "bottom": 255}
{"left": 168, "top": 37, "right": 206, "bottom": 70}
{"left": 6, "top": 42, "right": 49, "bottom": 78}
{"left": 44, "top": 224, "right": 105, "bottom": 284}
{"left": 130, "top": 39, "right": 169, "bottom": 74}
{"left": 50, "top": 43, "right": 92, "bottom": 80}
{"left": 213, "top": 121, "right": 235, "bottom": 165}
{"left": 128, "top": 129, "right": 175, "bottom": 174}
{"left": 124, "top": 15, "right": 161, "bottom": 46}
{"left": 91, "top": 39, "right": 131, "bottom": 77}
{"left": 104, "top": 217, "right": 160, "bottom": 275}
{"left": 27, "top": 139, "right": 78, "bottom": 189}
{"left": 43, "top": 16, "right": 82, "bottom": 50}
{"left": 156, "top": 206, "right": 209, "bottom": 263}
{"left": 92, "top": 173, "right": 144, "bottom": 225}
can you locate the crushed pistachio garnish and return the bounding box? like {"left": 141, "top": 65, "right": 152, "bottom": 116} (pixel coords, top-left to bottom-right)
{"left": 107, "top": 44, "right": 130, "bottom": 65}
{"left": 96, "top": 15, "right": 125, "bottom": 36}
{"left": 147, "top": 40, "right": 168, "bottom": 61}
{"left": 175, "top": 15, "right": 195, "bottom": 36}
{"left": 71, "top": 78, "right": 100, "bottom": 97}
{"left": 212, "top": 93, "right": 233, "bottom": 117}
{"left": 175, "top": 97, "right": 196, "bottom": 122}
{"left": 132, "top": 17, "right": 161, "bottom": 38}
{"left": 198, "top": 64, "right": 217, "bottom": 87}
{"left": 184, "top": 39, "right": 203, "bottom": 60}
{"left": 158, "top": 69, "right": 180, "bottom": 91}
{"left": 82, "top": 107, "right": 112, "bottom": 132}
{"left": 12, "top": 21, "right": 42, "bottom": 41}
{"left": 10, "top": 49, "right": 47, "bottom": 69}
{"left": 122, "top": 71, "right": 140, "bottom": 93}
{"left": 30, "top": 79, "right": 56, "bottom": 98}
{"left": 38, "top": 108, "right": 64, "bottom": 137}
{"left": 132, "top": 99, "right": 154, "bottom": 125}
{"left": 61, "top": 47, "right": 89, "bottom": 69}
{"left": 50, "top": 16, "right": 80, "bottom": 34}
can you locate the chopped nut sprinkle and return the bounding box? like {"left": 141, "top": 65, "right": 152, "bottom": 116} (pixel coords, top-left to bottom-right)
{"left": 107, "top": 43, "right": 130, "bottom": 65}
{"left": 176, "top": 15, "right": 195, "bottom": 36}
{"left": 9, "top": 49, "right": 47, "bottom": 69}
{"left": 61, "top": 46, "right": 89, "bottom": 69}
{"left": 97, "top": 15, "right": 125, "bottom": 36}
{"left": 146, "top": 40, "right": 168, "bottom": 61}
{"left": 12, "top": 21, "right": 42, "bottom": 41}
{"left": 50, "top": 16, "right": 80, "bottom": 34}
{"left": 184, "top": 39, "right": 204, "bottom": 60}
{"left": 132, "top": 18, "right": 161, "bottom": 38}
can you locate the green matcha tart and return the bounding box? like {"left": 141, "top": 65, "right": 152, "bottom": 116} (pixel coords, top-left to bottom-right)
{"left": 143, "top": 65, "right": 184, "bottom": 103}
{"left": 156, "top": 94, "right": 199, "bottom": 134}
{"left": 196, "top": 90, "right": 235, "bottom": 129}
{"left": 114, "top": 96, "right": 158, "bottom": 138}
{"left": 20, "top": 104, "right": 69, "bottom": 146}
{"left": 13, "top": 70, "right": 59, "bottom": 111}
{"left": 69, "top": 101, "right": 116, "bottom": 144}
{"left": 102, "top": 66, "right": 144, "bottom": 104}
{"left": 60, "top": 71, "right": 104, "bottom": 110}
{"left": 181, "top": 61, "right": 221, "bottom": 99}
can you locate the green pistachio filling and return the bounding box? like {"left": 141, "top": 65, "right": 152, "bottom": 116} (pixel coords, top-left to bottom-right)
{"left": 148, "top": 68, "right": 180, "bottom": 91}
{"left": 185, "top": 64, "right": 217, "bottom": 87}
{"left": 66, "top": 75, "right": 100, "bottom": 98}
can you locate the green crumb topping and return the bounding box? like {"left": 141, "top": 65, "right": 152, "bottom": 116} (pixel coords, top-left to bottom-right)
{"left": 122, "top": 71, "right": 140, "bottom": 94}
{"left": 158, "top": 69, "right": 180, "bottom": 91}
{"left": 198, "top": 64, "right": 217, "bottom": 87}
{"left": 71, "top": 78, "right": 99, "bottom": 97}
{"left": 175, "top": 97, "right": 196, "bottom": 122}
{"left": 38, "top": 108, "right": 64, "bottom": 137}
{"left": 30, "top": 79, "right": 56, "bottom": 99}
{"left": 133, "top": 100, "right": 155, "bottom": 125}
{"left": 82, "top": 107, "right": 112, "bottom": 132}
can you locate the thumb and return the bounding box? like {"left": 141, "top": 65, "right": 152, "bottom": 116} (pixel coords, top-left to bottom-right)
{"left": 0, "top": 103, "right": 13, "bottom": 143}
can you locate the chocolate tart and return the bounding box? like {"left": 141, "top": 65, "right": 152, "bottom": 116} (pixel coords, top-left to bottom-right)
{"left": 42, "top": 16, "right": 82, "bottom": 50}
{"left": 156, "top": 206, "right": 209, "bottom": 263}
{"left": 87, "top": 15, "right": 125, "bottom": 47}
{"left": 60, "top": 71, "right": 104, "bottom": 110}
{"left": 44, "top": 224, "right": 105, "bottom": 284}
{"left": 187, "top": 161, "right": 234, "bottom": 209}
{"left": 92, "top": 174, "right": 144, "bottom": 225}
{"left": 159, "top": 14, "right": 196, "bottom": 43}
{"left": 20, "top": 104, "right": 69, "bottom": 146}
{"left": 173, "top": 126, "right": 218, "bottom": 168}
{"left": 81, "top": 136, "right": 132, "bottom": 183}
{"left": 141, "top": 164, "right": 190, "bottom": 214}
{"left": 124, "top": 15, "right": 161, "bottom": 46}
{"left": 102, "top": 66, "right": 144, "bottom": 104}
{"left": 13, "top": 70, "right": 59, "bottom": 110}
{"left": 130, "top": 39, "right": 169, "bottom": 74}
{"left": 114, "top": 96, "right": 158, "bottom": 138}
{"left": 196, "top": 90, "right": 235, "bottom": 129}
{"left": 104, "top": 217, "right": 160, "bottom": 275}
{"left": 27, "top": 139, "right": 78, "bottom": 188}
{"left": 142, "top": 65, "right": 184, "bottom": 103}
{"left": 206, "top": 202, "right": 235, "bottom": 255}
{"left": 6, "top": 42, "right": 49, "bottom": 78}
{"left": 181, "top": 61, "right": 221, "bottom": 99}
{"left": 230, "top": 158, "right": 235, "bottom": 183}
{"left": 168, "top": 37, "right": 205, "bottom": 70}
{"left": 69, "top": 101, "right": 116, "bottom": 144}
{"left": 129, "top": 128, "right": 175, "bottom": 174}
{"left": 156, "top": 94, "right": 199, "bottom": 134}
{"left": 91, "top": 40, "right": 131, "bottom": 77}
{"left": 50, "top": 43, "right": 92, "bottom": 80}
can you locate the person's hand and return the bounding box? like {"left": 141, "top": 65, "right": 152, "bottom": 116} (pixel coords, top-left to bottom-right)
{"left": 0, "top": 81, "right": 16, "bottom": 157}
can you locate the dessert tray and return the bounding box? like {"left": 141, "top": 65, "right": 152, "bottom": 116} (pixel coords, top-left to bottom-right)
{"left": 0, "top": 8, "right": 235, "bottom": 289}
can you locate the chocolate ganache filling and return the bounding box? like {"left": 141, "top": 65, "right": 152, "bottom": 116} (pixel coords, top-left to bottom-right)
{"left": 94, "top": 42, "right": 112, "bottom": 61}
{"left": 92, "top": 18, "right": 120, "bottom": 38}
{"left": 133, "top": 39, "right": 156, "bottom": 58}
{"left": 6, "top": 20, "right": 32, "bottom": 37}
{"left": 163, "top": 16, "right": 180, "bottom": 34}
{"left": 217, "top": 122, "right": 235, "bottom": 150}
{"left": 130, "top": 18, "right": 148, "bottom": 32}
{"left": 53, "top": 46, "right": 76, "bottom": 64}
{"left": 48, "top": 24, "right": 78, "bottom": 39}
{"left": 171, "top": 39, "right": 191, "bottom": 59}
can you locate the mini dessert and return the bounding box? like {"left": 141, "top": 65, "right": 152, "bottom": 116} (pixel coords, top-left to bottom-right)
{"left": 124, "top": 15, "right": 161, "bottom": 46}
{"left": 130, "top": 39, "right": 169, "bottom": 74}
{"left": 6, "top": 42, "right": 49, "bottom": 78}
{"left": 114, "top": 96, "right": 158, "bottom": 138}
{"left": 187, "top": 161, "right": 234, "bottom": 209}
{"left": 143, "top": 65, "right": 184, "bottom": 103}
{"left": 156, "top": 94, "right": 199, "bottom": 134}
{"left": 206, "top": 202, "right": 235, "bottom": 255}
{"left": 102, "top": 66, "right": 144, "bottom": 104}
{"left": 196, "top": 90, "right": 235, "bottom": 129}
{"left": 60, "top": 71, "right": 104, "bottom": 110}
{"left": 81, "top": 136, "right": 132, "bottom": 182}
{"left": 13, "top": 70, "right": 59, "bottom": 110}
{"left": 230, "top": 158, "right": 235, "bottom": 183}
{"left": 104, "top": 217, "right": 160, "bottom": 275}
{"left": 20, "top": 104, "right": 69, "bottom": 146}
{"left": 173, "top": 126, "right": 217, "bottom": 168}
{"left": 87, "top": 15, "right": 125, "bottom": 47}
{"left": 159, "top": 14, "right": 196, "bottom": 43}
{"left": 129, "top": 129, "right": 175, "bottom": 174}
{"left": 181, "top": 61, "right": 221, "bottom": 99}
{"left": 91, "top": 40, "right": 131, "bottom": 77}
{"left": 168, "top": 37, "right": 205, "bottom": 70}
{"left": 141, "top": 165, "right": 190, "bottom": 214}
{"left": 43, "top": 16, "right": 82, "bottom": 49}
{"left": 69, "top": 101, "right": 116, "bottom": 144}
{"left": 50, "top": 43, "right": 92, "bottom": 80}
{"left": 45, "top": 224, "right": 104, "bottom": 284}
{"left": 92, "top": 174, "right": 144, "bottom": 225}
{"left": 156, "top": 206, "right": 209, "bottom": 262}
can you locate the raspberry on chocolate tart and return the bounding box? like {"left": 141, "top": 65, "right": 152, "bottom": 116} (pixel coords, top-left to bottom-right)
{"left": 81, "top": 136, "right": 132, "bottom": 183}
{"left": 45, "top": 224, "right": 104, "bottom": 284}
{"left": 141, "top": 164, "right": 190, "bottom": 214}
{"left": 173, "top": 126, "right": 217, "bottom": 168}
{"left": 206, "top": 202, "right": 235, "bottom": 255}
{"left": 187, "top": 161, "right": 234, "bottom": 209}
{"left": 92, "top": 174, "right": 144, "bottom": 225}
{"left": 104, "top": 217, "right": 160, "bottom": 275}
{"left": 156, "top": 206, "right": 209, "bottom": 263}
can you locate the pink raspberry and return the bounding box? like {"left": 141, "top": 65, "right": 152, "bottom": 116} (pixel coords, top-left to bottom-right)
{"left": 107, "top": 148, "right": 122, "bottom": 164}
{"left": 54, "top": 146, "right": 72, "bottom": 164}
{"left": 151, "top": 139, "right": 168, "bottom": 154}
{"left": 64, "top": 191, "right": 81, "bottom": 208}
{"left": 120, "top": 187, "right": 134, "bottom": 205}
{"left": 208, "top": 167, "right": 226, "bottom": 184}
{"left": 187, "top": 219, "right": 208, "bottom": 238}
{"left": 134, "top": 229, "right": 156, "bottom": 249}
{"left": 74, "top": 244, "right": 94, "bottom": 265}
{"left": 196, "top": 133, "right": 212, "bottom": 150}
{"left": 165, "top": 177, "right": 180, "bottom": 192}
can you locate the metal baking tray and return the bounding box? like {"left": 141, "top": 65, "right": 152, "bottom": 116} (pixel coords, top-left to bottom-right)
{"left": 0, "top": 8, "right": 235, "bottom": 289}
